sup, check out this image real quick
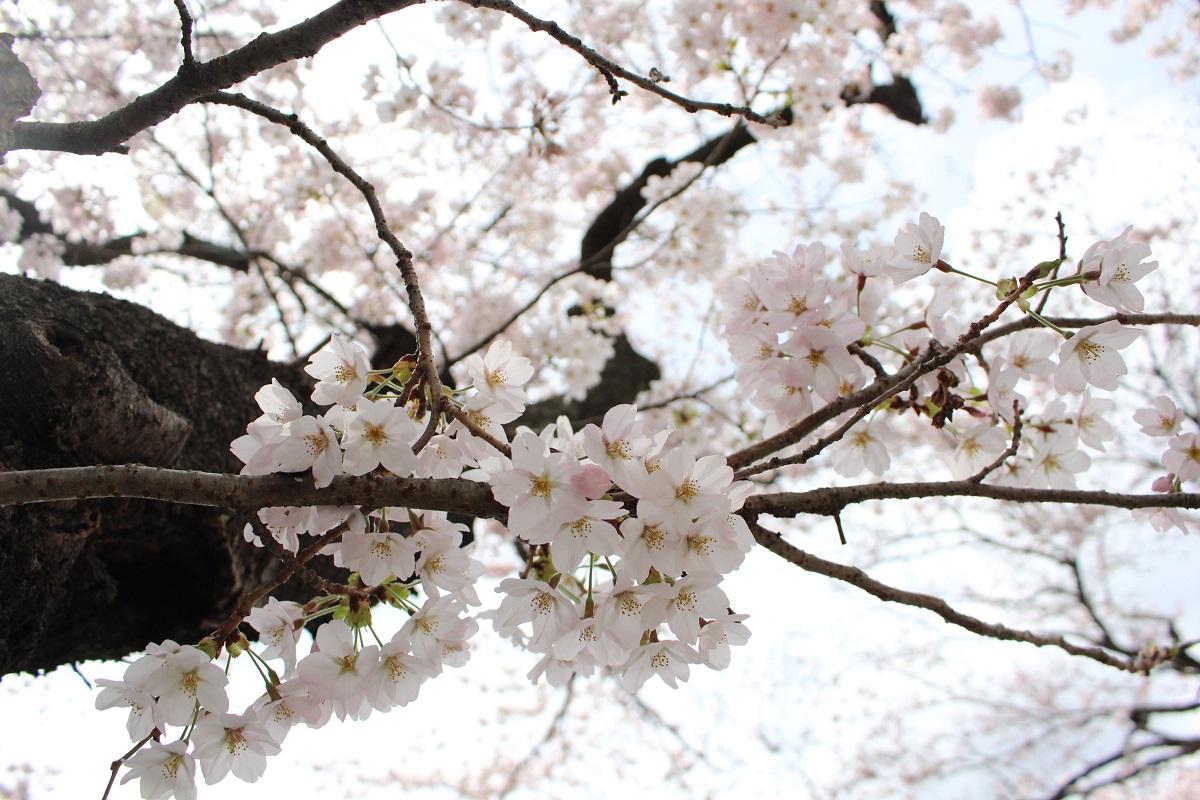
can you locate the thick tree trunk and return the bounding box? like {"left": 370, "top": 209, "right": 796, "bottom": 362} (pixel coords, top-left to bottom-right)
{"left": 0, "top": 273, "right": 310, "bottom": 675}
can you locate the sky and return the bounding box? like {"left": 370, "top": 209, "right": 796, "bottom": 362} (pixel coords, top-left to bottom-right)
{"left": 2, "top": 2, "right": 1199, "bottom": 799}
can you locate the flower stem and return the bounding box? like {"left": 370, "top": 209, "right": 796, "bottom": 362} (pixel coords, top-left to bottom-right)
{"left": 1026, "top": 309, "right": 1071, "bottom": 337}
{"left": 944, "top": 264, "right": 998, "bottom": 287}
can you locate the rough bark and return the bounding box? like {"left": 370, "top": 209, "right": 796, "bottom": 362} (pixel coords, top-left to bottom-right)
{"left": 0, "top": 273, "right": 311, "bottom": 675}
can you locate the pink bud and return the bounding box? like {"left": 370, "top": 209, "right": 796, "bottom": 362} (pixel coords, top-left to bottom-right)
{"left": 572, "top": 463, "right": 612, "bottom": 499}
{"left": 1151, "top": 474, "right": 1174, "bottom": 493}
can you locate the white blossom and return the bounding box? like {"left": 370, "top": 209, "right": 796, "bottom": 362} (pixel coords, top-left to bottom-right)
{"left": 121, "top": 740, "right": 197, "bottom": 800}
{"left": 1054, "top": 321, "right": 1141, "bottom": 394}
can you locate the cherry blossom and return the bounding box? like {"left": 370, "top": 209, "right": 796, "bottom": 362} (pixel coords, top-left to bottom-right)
{"left": 273, "top": 415, "right": 343, "bottom": 488}
{"left": 1163, "top": 433, "right": 1200, "bottom": 482}
{"left": 491, "top": 577, "right": 578, "bottom": 652}
{"left": 297, "top": 620, "right": 380, "bottom": 702}
{"left": 830, "top": 418, "right": 892, "bottom": 477}
{"left": 1006, "top": 331, "right": 1057, "bottom": 377}
{"left": 368, "top": 634, "right": 436, "bottom": 710}
{"left": 305, "top": 334, "right": 371, "bottom": 407}
{"left": 340, "top": 397, "right": 422, "bottom": 476}
{"left": 490, "top": 430, "right": 587, "bottom": 539}
{"left": 400, "top": 596, "right": 478, "bottom": 670}
{"left": 581, "top": 404, "right": 649, "bottom": 483}
{"left": 144, "top": 646, "right": 230, "bottom": 725}
{"left": 253, "top": 680, "right": 319, "bottom": 742}
{"left": 628, "top": 448, "right": 733, "bottom": 533}
{"left": 1080, "top": 226, "right": 1158, "bottom": 312}
{"left": 950, "top": 421, "right": 1008, "bottom": 479}
{"left": 1134, "top": 395, "right": 1184, "bottom": 437}
{"left": 1053, "top": 320, "right": 1142, "bottom": 394}
{"left": 594, "top": 578, "right": 667, "bottom": 649}
{"left": 645, "top": 574, "right": 731, "bottom": 643}
{"left": 94, "top": 678, "right": 163, "bottom": 740}
{"left": 621, "top": 640, "right": 701, "bottom": 691}
{"left": 616, "top": 515, "right": 685, "bottom": 581}
{"left": 887, "top": 212, "right": 945, "bottom": 282}
{"left": 412, "top": 524, "right": 482, "bottom": 600}
{"left": 679, "top": 513, "right": 748, "bottom": 576}
{"left": 463, "top": 339, "right": 534, "bottom": 412}
{"left": 338, "top": 527, "right": 418, "bottom": 586}
{"left": 121, "top": 740, "right": 197, "bottom": 800}
{"left": 780, "top": 327, "right": 863, "bottom": 403}
{"left": 192, "top": 711, "right": 281, "bottom": 784}
{"left": 1031, "top": 434, "right": 1091, "bottom": 489}
{"left": 535, "top": 499, "right": 624, "bottom": 573}
{"left": 245, "top": 598, "right": 303, "bottom": 673}
{"left": 552, "top": 618, "right": 628, "bottom": 666}
{"left": 1074, "top": 393, "right": 1117, "bottom": 451}
{"left": 698, "top": 613, "right": 752, "bottom": 669}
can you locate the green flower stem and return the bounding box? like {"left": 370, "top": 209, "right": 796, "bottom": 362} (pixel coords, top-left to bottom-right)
{"left": 1035, "top": 274, "right": 1091, "bottom": 290}
{"left": 944, "top": 264, "right": 998, "bottom": 287}
{"left": 245, "top": 645, "right": 280, "bottom": 685}
{"left": 1026, "top": 309, "right": 1071, "bottom": 338}
{"left": 303, "top": 606, "right": 338, "bottom": 624}
{"left": 861, "top": 338, "right": 911, "bottom": 360}
{"left": 180, "top": 702, "right": 202, "bottom": 742}
{"left": 244, "top": 647, "right": 271, "bottom": 687}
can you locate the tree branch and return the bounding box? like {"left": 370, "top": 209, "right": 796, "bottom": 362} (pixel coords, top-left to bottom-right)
{"left": 0, "top": 188, "right": 253, "bottom": 271}
{"left": 457, "top": 0, "right": 785, "bottom": 127}
{"left": 0, "top": 464, "right": 505, "bottom": 518}
{"left": 747, "top": 519, "right": 1140, "bottom": 672}
{"left": 172, "top": 0, "right": 197, "bottom": 70}
{"left": 743, "top": 482, "right": 1200, "bottom": 517}
{"left": 202, "top": 90, "right": 443, "bottom": 412}
{"left": 10, "top": 0, "right": 424, "bottom": 154}
{"left": 972, "top": 312, "right": 1200, "bottom": 351}
{"left": 729, "top": 264, "right": 1051, "bottom": 472}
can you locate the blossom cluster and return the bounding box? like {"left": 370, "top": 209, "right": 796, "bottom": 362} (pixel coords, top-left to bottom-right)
{"left": 723, "top": 212, "right": 953, "bottom": 444}
{"left": 483, "top": 406, "right": 753, "bottom": 690}
{"left": 98, "top": 334, "right": 526, "bottom": 799}
{"left": 100, "top": 212, "right": 1188, "bottom": 799}
{"left": 98, "top": 595, "right": 476, "bottom": 800}
{"left": 1134, "top": 394, "right": 1200, "bottom": 533}
{"left": 103, "top": 329, "right": 755, "bottom": 799}
{"left": 721, "top": 214, "right": 1167, "bottom": 501}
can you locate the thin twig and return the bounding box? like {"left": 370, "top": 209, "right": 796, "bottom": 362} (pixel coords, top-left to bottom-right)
{"left": 100, "top": 731, "right": 156, "bottom": 800}
{"left": 973, "top": 312, "right": 1200, "bottom": 352}
{"left": 249, "top": 516, "right": 363, "bottom": 598}
{"left": 448, "top": 266, "right": 583, "bottom": 365}
{"left": 1033, "top": 211, "right": 1067, "bottom": 315}
{"left": 729, "top": 265, "right": 1049, "bottom": 473}
{"left": 172, "top": 0, "right": 196, "bottom": 69}
{"left": 12, "top": 0, "right": 427, "bottom": 154}
{"left": 967, "top": 402, "right": 1023, "bottom": 484}
{"left": 210, "top": 528, "right": 345, "bottom": 645}
{"left": 457, "top": 0, "right": 786, "bottom": 127}
{"left": 849, "top": 342, "right": 888, "bottom": 379}
{"left": 204, "top": 92, "right": 444, "bottom": 415}
{"left": 448, "top": 123, "right": 746, "bottom": 366}
{"left": 747, "top": 519, "right": 1139, "bottom": 672}
{"left": 742, "top": 482, "right": 1200, "bottom": 517}
{"left": 445, "top": 404, "right": 513, "bottom": 458}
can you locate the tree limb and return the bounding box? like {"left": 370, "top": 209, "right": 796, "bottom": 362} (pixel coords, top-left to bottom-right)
{"left": 743, "top": 482, "right": 1200, "bottom": 517}
{"left": 10, "top": 0, "right": 425, "bottom": 154}
{"left": 0, "top": 464, "right": 505, "bottom": 518}
{"left": 747, "top": 519, "right": 1140, "bottom": 673}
